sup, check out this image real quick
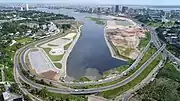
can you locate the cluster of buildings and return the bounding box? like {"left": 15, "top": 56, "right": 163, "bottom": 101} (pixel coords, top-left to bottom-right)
{"left": 20, "top": 4, "right": 29, "bottom": 11}
{"left": 162, "top": 28, "right": 180, "bottom": 46}
{"left": 38, "top": 22, "right": 60, "bottom": 39}
{"left": 76, "top": 5, "right": 129, "bottom": 15}
{"left": 1, "top": 92, "right": 24, "bottom": 101}
{"left": 76, "top": 5, "right": 180, "bottom": 23}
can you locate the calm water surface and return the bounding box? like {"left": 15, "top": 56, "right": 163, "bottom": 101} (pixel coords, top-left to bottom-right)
{"left": 36, "top": 8, "right": 127, "bottom": 80}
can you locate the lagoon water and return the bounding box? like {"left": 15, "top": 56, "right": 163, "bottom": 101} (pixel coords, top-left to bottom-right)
{"left": 36, "top": 8, "right": 127, "bottom": 80}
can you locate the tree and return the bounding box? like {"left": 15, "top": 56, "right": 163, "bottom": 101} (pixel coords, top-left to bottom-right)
{"left": 24, "top": 94, "right": 32, "bottom": 101}
{"left": 39, "top": 87, "right": 49, "bottom": 98}
{"left": 61, "top": 24, "right": 71, "bottom": 30}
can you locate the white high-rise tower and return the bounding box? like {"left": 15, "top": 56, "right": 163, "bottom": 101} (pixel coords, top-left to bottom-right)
{"left": 20, "top": 7, "right": 23, "bottom": 11}
{"left": 26, "top": 4, "right": 29, "bottom": 11}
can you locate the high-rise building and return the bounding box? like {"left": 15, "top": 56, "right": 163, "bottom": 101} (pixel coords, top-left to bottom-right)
{"left": 122, "top": 6, "right": 128, "bottom": 13}
{"left": 111, "top": 6, "right": 115, "bottom": 14}
{"left": 97, "top": 7, "right": 101, "bottom": 13}
{"left": 89, "top": 8, "right": 93, "bottom": 13}
{"left": 20, "top": 7, "right": 24, "bottom": 11}
{"left": 26, "top": 4, "right": 29, "bottom": 11}
{"left": 115, "top": 5, "right": 120, "bottom": 13}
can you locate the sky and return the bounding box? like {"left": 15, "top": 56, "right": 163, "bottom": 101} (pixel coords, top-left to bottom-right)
{"left": 0, "top": 0, "right": 180, "bottom": 5}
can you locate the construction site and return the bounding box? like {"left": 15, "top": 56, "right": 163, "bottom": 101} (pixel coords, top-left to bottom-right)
{"left": 105, "top": 18, "right": 147, "bottom": 60}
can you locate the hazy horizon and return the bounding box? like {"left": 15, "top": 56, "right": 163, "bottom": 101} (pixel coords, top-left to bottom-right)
{"left": 1, "top": 0, "right": 180, "bottom": 6}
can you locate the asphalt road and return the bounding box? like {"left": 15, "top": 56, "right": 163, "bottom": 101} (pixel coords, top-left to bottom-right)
{"left": 19, "top": 36, "right": 152, "bottom": 87}
{"left": 13, "top": 17, "right": 168, "bottom": 95}
{"left": 14, "top": 43, "right": 165, "bottom": 94}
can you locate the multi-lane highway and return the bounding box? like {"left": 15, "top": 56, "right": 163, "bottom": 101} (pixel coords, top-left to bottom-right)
{"left": 14, "top": 41, "right": 165, "bottom": 94}
{"left": 13, "top": 16, "right": 169, "bottom": 96}
{"left": 18, "top": 35, "right": 152, "bottom": 87}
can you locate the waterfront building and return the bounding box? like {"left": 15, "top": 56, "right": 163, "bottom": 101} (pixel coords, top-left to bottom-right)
{"left": 20, "top": 7, "right": 23, "bottom": 11}
{"left": 115, "top": 5, "right": 120, "bottom": 13}
{"left": 122, "top": 6, "right": 128, "bottom": 13}
{"left": 26, "top": 4, "right": 29, "bottom": 11}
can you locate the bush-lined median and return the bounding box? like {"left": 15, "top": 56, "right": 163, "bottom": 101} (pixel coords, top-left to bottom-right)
{"left": 99, "top": 54, "right": 162, "bottom": 99}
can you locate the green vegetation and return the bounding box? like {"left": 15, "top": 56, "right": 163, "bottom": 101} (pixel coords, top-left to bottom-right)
{"left": 99, "top": 54, "right": 162, "bottom": 99}
{"left": 138, "top": 45, "right": 156, "bottom": 65}
{"left": 54, "top": 63, "right": 62, "bottom": 69}
{"left": 86, "top": 17, "right": 105, "bottom": 25}
{"left": 43, "top": 48, "right": 63, "bottom": 61}
{"left": 147, "top": 21, "right": 175, "bottom": 28}
{"left": 139, "top": 32, "right": 151, "bottom": 50}
{"left": 117, "top": 47, "right": 135, "bottom": 57}
{"left": 15, "top": 37, "right": 33, "bottom": 44}
{"left": 61, "top": 24, "right": 72, "bottom": 30}
{"left": 47, "top": 44, "right": 59, "bottom": 47}
{"left": 73, "top": 77, "right": 91, "bottom": 82}
{"left": 0, "top": 84, "right": 5, "bottom": 93}
{"left": 103, "top": 65, "right": 129, "bottom": 78}
{"left": 64, "top": 42, "right": 72, "bottom": 50}
{"left": 116, "top": 65, "right": 129, "bottom": 73}
{"left": 23, "top": 94, "right": 32, "bottom": 101}
{"left": 0, "top": 10, "right": 75, "bottom": 84}
{"left": 30, "top": 87, "right": 87, "bottom": 101}
{"left": 131, "top": 61, "right": 180, "bottom": 101}
{"left": 9, "top": 83, "right": 22, "bottom": 94}
{"left": 147, "top": 22, "right": 162, "bottom": 27}
{"left": 79, "top": 77, "right": 91, "bottom": 82}
{"left": 4, "top": 67, "right": 14, "bottom": 81}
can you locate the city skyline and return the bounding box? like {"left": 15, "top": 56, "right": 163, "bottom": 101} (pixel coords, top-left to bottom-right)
{"left": 0, "top": 0, "right": 180, "bottom": 5}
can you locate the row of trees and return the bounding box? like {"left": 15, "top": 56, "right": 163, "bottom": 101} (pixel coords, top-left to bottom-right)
{"left": 29, "top": 87, "right": 87, "bottom": 101}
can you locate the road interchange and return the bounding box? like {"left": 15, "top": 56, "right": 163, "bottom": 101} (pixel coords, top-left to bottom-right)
{"left": 13, "top": 17, "right": 170, "bottom": 96}
{"left": 14, "top": 37, "right": 166, "bottom": 94}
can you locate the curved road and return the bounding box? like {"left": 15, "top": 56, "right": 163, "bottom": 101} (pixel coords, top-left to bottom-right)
{"left": 14, "top": 42, "right": 165, "bottom": 94}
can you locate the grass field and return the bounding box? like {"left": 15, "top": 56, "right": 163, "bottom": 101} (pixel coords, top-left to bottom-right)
{"left": 64, "top": 42, "right": 72, "bottom": 50}
{"left": 15, "top": 37, "right": 33, "bottom": 44}
{"left": 43, "top": 48, "right": 63, "bottom": 61}
{"left": 4, "top": 67, "right": 14, "bottom": 81}
{"left": 139, "top": 32, "right": 151, "bottom": 50}
{"left": 47, "top": 44, "right": 59, "bottom": 47}
{"left": 54, "top": 63, "right": 62, "bottom": 69}
{"left": 36, "top": 88, "right": 88, "bottom": 101}
{"left": 86, "top": 17, "right": 106, "bottom": 25}
{"left": 103, "top": 65, "right": 129, "bottom": 78}
{"left": 99, "top": 54, "right": 162, "bottom": 99}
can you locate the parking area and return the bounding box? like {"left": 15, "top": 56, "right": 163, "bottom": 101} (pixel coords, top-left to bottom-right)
{"left": 28, "top": 50, "right": 60, "bottom": 74}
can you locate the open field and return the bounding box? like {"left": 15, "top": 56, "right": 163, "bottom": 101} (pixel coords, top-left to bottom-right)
{"left": 86, "top": 17, "right": 106, "bottom": 25}
{"left": 54, "top": 63, "right": 62, "bottom": 69}
{"left": 43, "top": 48, "right": 64, "bottom": 62}
{"left": 115, "top": 20, "right": 134, "bottom": 26}
{"left": 105, "top": 17, "right": 147, "bottom": 60}
{"left": 139, "top": 32, "right": 151, "bottom": 50}
{"left": 15, "top": 37, "right": 33, "bottom": 44}
{"left": 28, "top": 50, "right": 59, "bottom": 74}
{"left": 107, "top": 16, "right": 137, "bottom": 26}
{"left": 41, "top": 33, "right": 76, "bottom": 56}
